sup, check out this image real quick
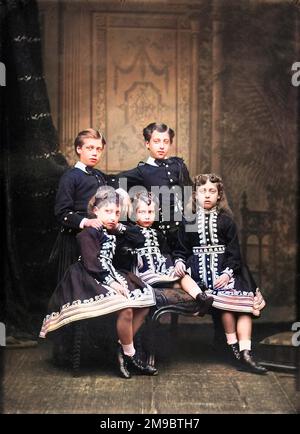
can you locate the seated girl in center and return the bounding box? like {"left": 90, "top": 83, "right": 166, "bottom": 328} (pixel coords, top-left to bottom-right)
{"left": 40, "top": 186, "right": 157, "bottom": 379}
{"left": 115, "top": 191, "right": 214, "bottom": 315}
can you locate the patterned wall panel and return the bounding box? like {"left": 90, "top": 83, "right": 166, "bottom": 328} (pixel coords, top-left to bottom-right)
{"left": 38, "top": 2, "right": 200, "bottom": 172}
{"left": 92, "top": 13, "right": 194, "bottom": 173}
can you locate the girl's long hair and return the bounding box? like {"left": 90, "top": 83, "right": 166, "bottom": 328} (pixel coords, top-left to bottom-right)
{"left": 191, "top": 173, "right": 233, "bottom": 216}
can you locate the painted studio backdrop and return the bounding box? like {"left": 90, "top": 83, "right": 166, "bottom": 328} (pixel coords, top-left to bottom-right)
{"left": 2, "top": 0, "right": 298, "bottom": 334}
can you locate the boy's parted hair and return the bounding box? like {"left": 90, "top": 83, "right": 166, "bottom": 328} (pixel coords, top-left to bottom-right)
{"left": 87, "top": 186, "right": 120, "bottom": 218}
{"left": 191, "top": 173, "right": 232, "bottom": 215}
{"left": 143, "top": 123, "right": 175, "bottom": 144}
{"left": 74, "top": 128, "right": 106, "bottom": 155}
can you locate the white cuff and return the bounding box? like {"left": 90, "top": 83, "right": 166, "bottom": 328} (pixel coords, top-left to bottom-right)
{"left": 221, "top": 267, "right": 233, "bottom": 278}
{"left": 175, "top": 258, "right": 185, "bottom": 264}
{"left": 79, "top": 218, "right": 88, "bottom": 229}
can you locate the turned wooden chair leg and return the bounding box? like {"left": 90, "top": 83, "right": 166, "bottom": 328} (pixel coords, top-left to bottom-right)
{"left": 72, "top": 322, "right": 82, "bottom": 377}
{"left": 134, "top": 328, "right": 143, "bottom": 358}
{"left": 147, "top": 320, "right": 157, "bottom": 366}
{"left": 146, "top": 317, "right": 160, "bottom": 368}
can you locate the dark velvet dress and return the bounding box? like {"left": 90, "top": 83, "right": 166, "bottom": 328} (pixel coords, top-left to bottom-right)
{"left": 40, "top": 227, "right": 155, "bottom": 338}
{"left": 115, "top": 224, "right": 179, "bottom": 287}
{"left": 174, "top": 207, "right": 264, "bottom": 315}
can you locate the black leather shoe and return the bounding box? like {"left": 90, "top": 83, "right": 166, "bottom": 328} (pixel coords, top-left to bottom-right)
{"left": 239, "top": 350, "right": 268, "bottom": 375}
{"left": 117, "top": 345, "right": 131, "bottom": 379}
{"left": 229, "top": 343, "right": 241, "bottom": 361}
{"left": 196, "top": 292, "right": 214, "bottom": 316}
{"left": 125, "top": 354, "right": 158, "bottom": 376}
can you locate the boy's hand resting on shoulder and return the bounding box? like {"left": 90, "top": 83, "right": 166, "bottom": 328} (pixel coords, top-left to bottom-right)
{"left": 174, "top": 261, "right": 186, "bottom": 277}
{"left": 84, "top": 218, "right": 103, "bottom": 229}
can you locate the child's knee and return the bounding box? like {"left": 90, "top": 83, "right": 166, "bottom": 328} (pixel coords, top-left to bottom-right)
{"left": 120, "top": 308, "right": 133, "bottom": 321}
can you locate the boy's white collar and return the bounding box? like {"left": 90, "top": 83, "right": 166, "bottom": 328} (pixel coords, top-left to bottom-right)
{"left": 146, "top": 157, "right": 159, "bottom": 166}
{"left": 75, "top": 161, "right": 89, "bottom": 173}
{"left": 146, "top": 156, "right": 168, "bottom": 167}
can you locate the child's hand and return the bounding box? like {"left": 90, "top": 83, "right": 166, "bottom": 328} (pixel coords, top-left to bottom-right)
{"left": 109, "top": 222, "right": 127, "bottom": 233}
{"left": 84, "top": 218, "right": 102, "bottom": 229}
{"left": 214, "top": 273, "right": 230, "bottom": 289}
{"left": 110, "top": 281, "right": 129, "bottom": 298}
{"left": 175, "top": 261, "right": 186, "bottom": 277}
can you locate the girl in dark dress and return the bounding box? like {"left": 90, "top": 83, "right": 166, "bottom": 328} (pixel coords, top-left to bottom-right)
{"left": 40, "top": 187, "right": 157, "bottom": 378}
{"left": 174, "top": 174, "right": 267, "bottom": 374}
{"left": 115, "top": 192, "right": 213, "bottom": 315}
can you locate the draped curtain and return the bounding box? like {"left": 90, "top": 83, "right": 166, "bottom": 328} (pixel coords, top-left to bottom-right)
{"left": 2, "top": 0, "right": 67, "bottom": 335}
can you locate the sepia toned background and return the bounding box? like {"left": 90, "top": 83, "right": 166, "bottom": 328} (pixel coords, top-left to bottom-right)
{"left": 2, "top": 0, "right": 299, "bottom": 334}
